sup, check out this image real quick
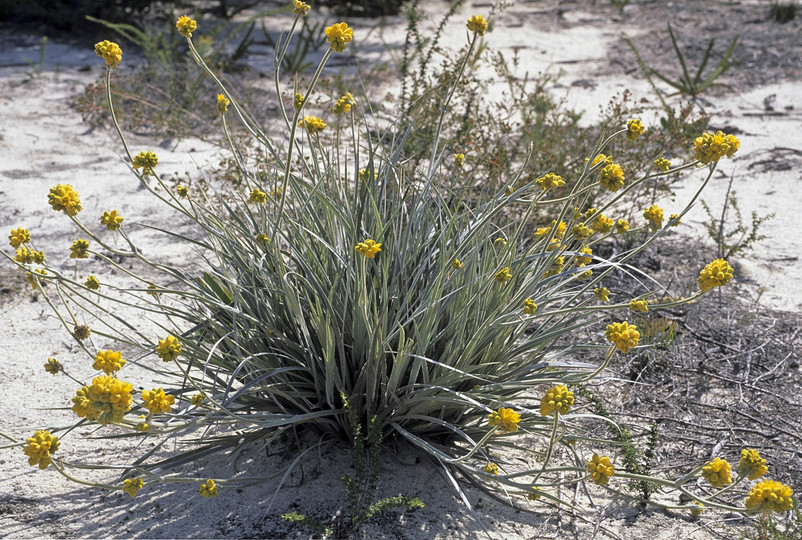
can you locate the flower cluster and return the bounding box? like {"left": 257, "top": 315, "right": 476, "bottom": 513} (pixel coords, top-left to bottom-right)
{"left": 71, "top": 375, "right": 134, "bottom": 425}
{"left": 576, "top": 246, "right": 592, "bottom": 265}
{"left": 325, "top": 22, "right": 353, "bottom": 53}
{"left": 293, "top": 0, "right": 311, "bottom": 17}
{"left": 44, "top": 357, "right": 62, "bottom": 375}
{"left": 93, "top": 350, "right": 126, "bottom": 374}
{"left": 249, "top": 189, "right": 267, "bottom": 203}
{"left": 745, "top": 479, "right": 794, "bottom": 514}
{"left": 355, "top": 239, "right": 381, "bottom": 258}
{"left": 454, "top": 153, "right": 465, "bottom": 167}
{"left": 535, "top": 173, "right": 565, "bottom": 191}
{"left": 590, "top": 214, "right": 614, "bottom": 234}
{"left": 48, "top": 184, "right": 82, "bottom": 216}
{"left": 293, "top": 92, "right": 304, "bottom": 111}
{"left": 693, "top": 131, "right": 740, "bottom": 164}
{"left": 176, "top": 185, "right": 189, "bottom": 198}
{"left": 625, "top": 119, "right": 645, "bottom": 141}
{"left": 132, "top": 151, "right": 159, "bottom": 175}
{"left": 466, "top": 14, "right": 488, "bottom": 36}
{"left": 702, "top": 457, "right": 732, "bottom": 488}
{"left": 539, "top": 384, "right": 574, "bottom": 416}
{"left": 629, "top": 298, "right": 648, "bottom": 313}
{"left": 488, "top": 407, "right": 520, "bottom": 433}
{"left": 176, "top": 16, "right": 197, "bottom": 38}
{"left": 698, "top": 258, "right": 734, "bottom": 292}
{"left": 26, "top": 269, "right": 47, "bottom": 289}
{"left": 15, "top": 246, "right": 45, "bottom": 265}
{"left": 587, "top": 454, "right": 615, "bottom": 485}
{"left": 94, "top": 40, "right": 122, "bottom": 68}
{"left": 200, "top": 479, "right": 218, "bottom": 498}
{"left": 156, "top": 335, "right": 182, "bottom": 362}
{"left": 216, "top": 93, "right": 229, "bottom": 115}
{"left": 69, "top": 239, "right": 90, "bottom": 259}
{"left": 123, "top": 478, "right": 144, "bottom": 498}
{"left": 571, "top": 223, "right": 593, "bottom": 240}
{"left": 84, "top": 275, "right": 100, "bottom": 290}
{"left": 522, "top": 298, "right": 537, "bottom": 315}
{"left": 23, "top": 430, "right": 60, "bottom": 469}
{"left": 643, "top": 204, "right": 664, "bottom": 231}
{"left": 191, "top": 394, "right": 205, "bottom": 406}
{"left": 100, "top": 210, "right": 124, "bottom": 231}
{"left": 599, "top": 163, "right": 625, "bottom": 191}
{"left": 483, "top": 462, "right": 499, "bottom": 475}
{"left": 615, "top": 219, "right": 629, "bottom": 234}
{"left": 451, "top": 258, "right": 463, "bottom": 270}
{"left": 142, "top": 388, "right": 175, "bottom": 415}
{"left": 74, "top": 324, "right": 92, "bottom": 340}
{"left": 299, "top": 115, "right": 326, "bottom": 134}
{"left": 333, "top": 92, "right": 356, "bottom": 114}
{"left": 605, "top": 321, "right": 640, "bottom": 353}
{"left": 9, "top": 227, "right": 30, "bottom": 247}
{"left": 495, "top": 267, "right": 512, "bottom": 283}
{"left": 654, "top": 157, "right": 671, "bottom": 172}
{"left": 738, "top": 449, "right": 768, "bottom": 480}
{"left": 594, "top": 286, "right": 610, "bottom": 302}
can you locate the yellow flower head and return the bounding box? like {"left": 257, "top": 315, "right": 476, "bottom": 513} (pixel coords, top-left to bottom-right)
{"left": 176, "top": 16, "right": 197, "bottom": 38}
{"left": 355, "top": 238, "right": 382, "bottom": 258}
{"left": 466, "top": 14, "right": 488, "bottom": 36}
{"left": 488, "top": 407, "right": 520, "bottom": 433}
{"left": 216, "top": 93, "right": 230, "bottom": 115}
{"left": 625, "top": 119, "right": 645, "bottom": 141}
{"left": 544, "top": 255, "right": 565, "bottom": 277}
{"left": 23, "top": 430, "right": 60, "bottom": 469}
{"left": 100, "top": 210, "right": 124, "bottom": 231}
{"left": 605, "top": 321, "right": 640, "bottom": 353}
{"left": 643, "top": 205, "right": 664, "bottom": 231}
{"left": 293, "top": 92, "right": 304, "bottom": 111}
{"left": 576, "top": 246, "right": 592, "bottom": 266}
{"left": 44, "top": 357, "right": 62, "bottom": 375}
{"left": 693, "top": 131, "right": 740, "bottom": 164}
{"left": 539, "top": 384, "right": 574, "bottom": 416}
{"left": 654, "top": 157, "right": 671, "bottom": 172}
{"left": 599, "top": 163, "right": 625, "bottom": 191}
{"left": 594, "top": 286, "right": 610, "bottom": 302}
{"left": 71, "top": 375, "right": 134, "bottom": 425}
{"left": 745, "top": 479, "right": 794, "bottom": 514}
{"left": 176, "top": 185, "right": 189, "bottom": 198}
{"left": 615, "top": 219, "right": 630, "bottom": 234}
{"left": 495, "top": 267, "right": 513, "bottom": 283}
{"left": 587, "top": 453, "right": 615, "bottom": 485}
{"left": 48, "top": 184, "right": 82, "bottom": 216}
{"left": 668, "top": 213, "right": 681, "bottom": 227}
{"left": 15, "top": 246, "right": 44, "bottom": 265}
{"left": 84, "top": 276, "right": 100, "bottom": 291}
{"left": 74, "top": 324, "right": 92, "bottom": 340}
{"left": 483, "top": 462, "right": 499, "bottom": 475}
{"left": 9, "top": 227, "right": 30, "bottom": 248}
{"left": 698, "top": 258, "right": 734, "bottom": 293}
{"left": 191, "top": 393, "right": 205, "bottom": 406}
{"left": 142, "top": 388, "right": 175, "bottom": 415}
{"left": 293, "top": 0, "right": 311, "bottom": 17}
{"left": 200, "top": 479, "right": 218, "bottom": 498}
{"left": 94, "top": 40, "right": 122, "bottom": 68}
{"left": 333, "top": 92, "right": 356, "bottom": 115}
{"left": 26, "top": 269, "right": 48, "bottom": 289}
{"left": 454, "top": 153, "right": 465, "bottom": 167}
{"left": 132, "top": 151, "right": 159, "bottom": 175}
{"left": 535, "top": 173, "right": 565, "bottom": 191}
{"left": 591, "top": 153, "right": 613, "bottom": 167}
{"left": 451, "top": 258, "right": 463, "bottom": 270}
{"left": 156, "top": 334, "right": 182, "bottom": 362}
{"left": 93, "top": 350, "right": 126, "bottom": 374}
{"left": 255, "top": 233, "right": 270, "bottom": 246}
{"left": 136, "top": 421, "right": 150, "bottom": 432}
{"left": 523, "top": 298, "right": 537, "bottom": 315}
{"left": 250, "top": 189, "right": 267, "bottom": 203}
{"left": 702, "top": 457, "right": 732, "bottom": 488}
{"left": 629, "top": 298, "right": 648, "bottom": 313}
{"left": 591, "top": 214, "right": 614, "bottom": 234}
{"left": 528, "top": 487, "right": 542, "bottom": 500}
{"left": 738, "top": 449, "right": 768, "bottom": 480}
{"left": 690, "top": 502, "right": 704, "bottom": 516}
{"left": 571, "top": 223, "right": 593, "bottom": 240}
{"left": 299, "top": 115, "right": 326, "bottom": 134}
{"left": 494, "top": 237, "right": 507, "bottom": 247}
{"left": 123, "top": 478, "right": 144, "bottom": 498}
{"left": 325, "top": 22, "right": 353, "bottom": 53}
{"left": 69, "top": 239, "right": 90, "bottom": 259}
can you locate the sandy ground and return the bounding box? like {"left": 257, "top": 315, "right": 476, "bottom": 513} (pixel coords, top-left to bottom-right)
{"left": 1, "top": 1, "right": 800, "bottom": 538}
